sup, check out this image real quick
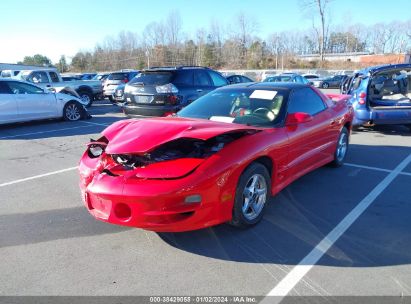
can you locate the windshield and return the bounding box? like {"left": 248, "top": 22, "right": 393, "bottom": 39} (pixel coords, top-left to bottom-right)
{"left": 129, "top": 72, "right": 173, "bottom": 85}
{"left": 93, "top": 74, "right": 105, "bottom": 80}
{"left": 108, "top": 73, "right": 129, "bottom": 80}
{"left": 266, "top": 76, "right": 293, "bottom": 82}
{"left": 178, "top": 88, "right": 285, "bottom": 127}
{"left": 20, "top": 71, "right": 31, "bottom": 80}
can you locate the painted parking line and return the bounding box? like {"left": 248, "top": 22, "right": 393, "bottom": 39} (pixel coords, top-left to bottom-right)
{"left": 0, "top": 167, "right": 78, "bottom": 188}
{"left": 0, "top": 125, "right": 94, "bottom": 140}
{"left": 345, "top": 162, "right": 411, "bottom": 177}
{"left": 345, "top": 162, "right": 392, "bottom": 173}
{"left": 80, "top": 121, "right": 111, "bottom": 127}
{"left": 263, "top": 153, "right": 411, "bottom": 302}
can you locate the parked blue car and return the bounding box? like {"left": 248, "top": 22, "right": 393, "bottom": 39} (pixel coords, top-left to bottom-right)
{"left": 341, "top": 64, "right": 411, "bottom": 129}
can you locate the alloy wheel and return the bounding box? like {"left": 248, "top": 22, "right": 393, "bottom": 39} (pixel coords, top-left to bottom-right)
{"left": 80, "top": 94, "right": 91, "bottom": 104}
{"left": 336, "top": 132, "right": 348, "bottom": 162}
{"left": 65, "top": 103, "right": 81, "bottom": 121}
{"left": 241, "top": 174, "right": 267, "bottom": 221}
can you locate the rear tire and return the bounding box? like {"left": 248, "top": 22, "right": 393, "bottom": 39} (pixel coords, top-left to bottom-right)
{"left": 322, "top": 82, "right": 329, "bottom": 89}
{"left": 63, "top": 101, "right": 83, "bottom": 121}
{"left": 78, "top": 91, "right": 93, "bottom": 107}
{"left": 230, "top": 163, "right": 271, "bottom": 228}
{"left": 330, "top": 127, "right": 349, "bottom": 167}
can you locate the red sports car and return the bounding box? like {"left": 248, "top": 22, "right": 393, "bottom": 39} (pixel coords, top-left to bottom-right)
{"left": 79, "top": 83, "right": 353, "bottom": 232}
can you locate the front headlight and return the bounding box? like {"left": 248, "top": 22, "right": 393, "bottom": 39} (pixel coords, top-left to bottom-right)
{"left": 91, "top": 145, "right": 104, "bottom": 156}
{"left": 88, "top": 145, "right": 104, "bottom": 158}
{"left": 87, "top": 137, "right": 108, "bottom": 158}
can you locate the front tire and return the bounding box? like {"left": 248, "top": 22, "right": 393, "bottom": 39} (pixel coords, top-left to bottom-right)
{"left": 78, "top": 91, "right": 93, "bottom": 107}
{"left": 63, "top": 101, "right": 83, "bottom": 121}
{"left": 230, "top": 163, "right": 271, "bottom": 228}
{"left": 330, "top": 127, "right": 349, "bottom": 167}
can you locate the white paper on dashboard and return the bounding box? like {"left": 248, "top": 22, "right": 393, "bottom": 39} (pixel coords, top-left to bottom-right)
{"left": 249, "top": 90, "right": 277, "bottom": 100}
{"left": 209, "top": 116, "right": 235, "bottom": 123}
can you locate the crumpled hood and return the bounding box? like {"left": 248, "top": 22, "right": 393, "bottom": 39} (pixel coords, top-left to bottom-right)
{"left": 103, "top": 117, "right": 259, "bottom": 154}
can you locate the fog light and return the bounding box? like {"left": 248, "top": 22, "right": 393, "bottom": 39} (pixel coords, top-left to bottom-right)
{"left": 114, "top": 203, "right": 131, "bottom": 219}
{"left": 185, "top": 195, "right": 202, "bottom": 204}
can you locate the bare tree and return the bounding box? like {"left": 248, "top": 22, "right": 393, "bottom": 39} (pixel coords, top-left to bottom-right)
{"left": 232, "top": 12, "right": 258, "bottom": 66}
{"left": 368, "top": 23, "right": 394, "bottom": 54}
{"left": 301, "top": 0, "right": 332, "bottom": 61}
{"left": 405, "top": 20, "right": 411, "bottom": 52}
{"left": 209, "top": 19, "right": 225, "bottom": 66}
{"left": 68, "top": 10, "right": 410, "bottom": 72}
{"left": 166, "top": 10, "right": 182, "bottom": 46}
{"left": 406, "top": 19, "right": 411, "bottom": 39}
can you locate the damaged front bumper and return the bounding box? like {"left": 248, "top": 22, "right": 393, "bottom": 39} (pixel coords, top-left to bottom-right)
{"left": 79, "top": 153, "right": 232, "bottom": 232}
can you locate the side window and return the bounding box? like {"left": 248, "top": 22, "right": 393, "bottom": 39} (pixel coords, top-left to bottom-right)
{"left": 208, "top": 70, "right": 228, "bottom": 87}
{"left": 129, "top": 72, "right": 138, "bottom": 80}
{"left": 0, "top": 82, "right": 12, "bottom": 94}
{"left": 7, "top": 82, "right": 44, "bottom": 94}
{"left": 300, "top": 76, "right": 309, "bottom": 84}
{"left": 351, "top": 77, "right": 362, "bottom": 90}
{"left": 27, "top": 71, "right": 49, "bottom": 84}
{"left": 194, "top": 70, "right": 212, "bottom": 86}
{"left": 295, "top": 76, "right": 304, "bottom": 83}
{"left": 288, "top": 88, "right": 327, "bottom": 116}
{"left": 173, "top": 70, "right": 194, "bottom": 86}
{"left": 49, "top": 72, "right": 60, "bottom": 83}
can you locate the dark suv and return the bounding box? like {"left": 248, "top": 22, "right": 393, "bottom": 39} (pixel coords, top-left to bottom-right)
{"left": 122, "top": 66, "right": 229, "bottom": 116}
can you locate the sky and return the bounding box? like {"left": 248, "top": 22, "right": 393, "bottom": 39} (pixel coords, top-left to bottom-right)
{"left": 1, "top": 0, "right": 410, "bottom": 64}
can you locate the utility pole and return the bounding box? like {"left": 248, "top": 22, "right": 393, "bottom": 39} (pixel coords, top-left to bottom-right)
{"left": 145, "top": 49, "right": 150, "bottom": 69}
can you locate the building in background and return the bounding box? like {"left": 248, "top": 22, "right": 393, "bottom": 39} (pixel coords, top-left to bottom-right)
{"left": 297, "top": 52, "right": 411, "bottom": 65}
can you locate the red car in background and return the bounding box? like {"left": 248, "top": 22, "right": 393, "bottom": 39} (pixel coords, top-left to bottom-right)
{"left": 79, "top": 83, "right": 353, "bottom": 232}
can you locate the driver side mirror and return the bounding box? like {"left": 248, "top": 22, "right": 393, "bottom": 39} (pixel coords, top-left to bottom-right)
{"left": 285, "top": 112, "right": 313, "bottom": 126}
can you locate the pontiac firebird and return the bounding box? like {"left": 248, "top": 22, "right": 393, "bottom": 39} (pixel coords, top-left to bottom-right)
{"left": 79, "top": 83, "right": 353, "bottom": 232}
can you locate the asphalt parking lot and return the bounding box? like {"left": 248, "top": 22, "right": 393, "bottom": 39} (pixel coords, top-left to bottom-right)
{"left": 1, "top": 95, "right": 411, "bottom": 301}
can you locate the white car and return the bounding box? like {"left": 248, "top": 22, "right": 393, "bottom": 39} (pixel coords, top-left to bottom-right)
{"left": 0, "top": 79, "right": 90, "bottom": 125}
{"left": 12, "top": 69, "right": 103, "bottom": 107}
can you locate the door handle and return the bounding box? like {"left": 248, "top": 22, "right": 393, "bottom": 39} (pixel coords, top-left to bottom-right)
{"left": 330, "top": 119, "right": 336, "bottom": 125}
{"left": 46, "top": 85, "right": 51, "bottom": 87}
{"left": 196, "top": 89, "right": 203, "bottom": 93}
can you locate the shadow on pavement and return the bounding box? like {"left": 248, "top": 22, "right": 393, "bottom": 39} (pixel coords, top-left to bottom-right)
{"left": 159, "top": 144, "right": 411, "bottom": 268}
{"left": 0, "top": 207, "right": 130, "bottom": 248}
{"left": 353, "top": 124, "right": 411, "bottom": 137}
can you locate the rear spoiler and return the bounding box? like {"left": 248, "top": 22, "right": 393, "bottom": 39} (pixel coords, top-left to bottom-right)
{"left": 325, "top": 94, "right": 351, "bottom": 103}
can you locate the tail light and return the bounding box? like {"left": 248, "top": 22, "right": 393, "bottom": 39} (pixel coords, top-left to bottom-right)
{"left": 123, "top": 78, "right": 129, "bottom": 83}
{"left": 167, "top": 95, "right": 178, "bottom": 105}
{"left": 358, "top": 92, "right": 366, "bottom": 105}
